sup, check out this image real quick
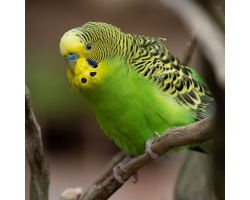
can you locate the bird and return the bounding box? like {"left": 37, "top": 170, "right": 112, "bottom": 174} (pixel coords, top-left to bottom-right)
{"left": 59, "top": 22, "right": 215, "bottom": 183}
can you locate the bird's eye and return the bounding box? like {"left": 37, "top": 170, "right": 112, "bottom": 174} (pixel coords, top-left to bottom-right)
{"left": 86, "top": 44, "right": 93, "bottom": 51}
{"left": 66, "top": 53, "right": 78, "bottom": 61}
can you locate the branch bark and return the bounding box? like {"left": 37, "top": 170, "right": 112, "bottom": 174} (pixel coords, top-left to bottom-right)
{"left": 80, "top": 116, "right": 214, "bottom": 200}
{"left": 25, "top": 84, "right": 50, "bottom": 200}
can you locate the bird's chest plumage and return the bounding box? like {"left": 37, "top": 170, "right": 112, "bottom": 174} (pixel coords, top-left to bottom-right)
{"left": 85, "top": 87, "right": 169, "bottom": 156}
{"left": 80, "top": 56, "right": 195, "bottom": 155}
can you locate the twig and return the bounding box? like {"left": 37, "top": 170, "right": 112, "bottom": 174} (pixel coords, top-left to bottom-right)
{"left": 60, "top": 187, "right": 83, "bottom": 200}
{"left": 158, "top": 0, "right": 225, "bottom": 87}
{"left": 80, "top": 116, "right": 214, "bottom": 200}
{"left": 94, "top": 151, "right": 128, "bottom": 184}
{"left": 25, "top": 84, "right": 50, "bottom": 200}
{"left": 182, "top": 36, "right": 197, "bottom": 66}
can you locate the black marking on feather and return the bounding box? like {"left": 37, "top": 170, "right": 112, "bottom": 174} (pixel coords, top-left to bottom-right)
{"left": 162, "top": 58, "right": 170, "bottom": 64}
{"left": 138, "top": 67, "right": 146, "bottom": 73}
{"left": 143, "top": 51, "right": 149, "bottom": 57}
{"left": 198, "top": 82, "right": 204, "bottom": 93}
{"left": 160, "top": 52, "right": 165, "bottom": 58}
{"left": 157, "top": 77, "right": 161, "bottom": 84}
{"left": 186, "top": 79, "right": 190, "bottom": 90}
{"left": 90, "top": 72, "right": 97, "bottom": 77}
{"left": 168, "top": 52, "right": 176, "bottom": 62}
{"left": 192, "top": 78, "right": 198, "bottom": 87}
{"left": 203, "top": 85, "right": 209, "bottom": 92}
{"left": 163, "top": 83, "right": 171, "bottom": 92}
{"left": 177, "top": 58, "right": 182, "bottom": 65}
{"left": 151, "top": 50, "right": 159, "bottom": 56}
{"left": 81, "top": 33, "right": 88, "bottom": 42}
{"left": 137, "top": 64, "right": 146, "bottom": 70}
{"left": 149, "top": 67, "right": 157, "bottom": 76}
{"left": 135, "top": 45, "right": 138, "bottom": 53}
{"left": 163, "top": 74, "right": 168, "bottom": 80}
{"left": 130, "top": 52, "right": 134, "bottom": 58}
{"left": 177, "top": 94, "right": 188, "bottom": 106}
{"left": 171, "top": 89, "right": 176, "bottom": 95}
{"left": 205, "top": 92, "right": 213, "bottom": 98}
{"left": 188, "top": 90, "right": 198, "bottom": 101}
{"left": 182, "top": 93, "right": 195, "bottom": 105}
{"left": 172, "top": 73, "right": 177, "bottom": 81}
{"left": 144, "top": 68, "right": 151, "bottom": 76}
{"left": 130, "top": 44, "right": 134, "bottom": 52}
{"left": 176, "top": 81, "right": 184, "bottom": 91}
{"left": 81, "top": 78, "right": 87, "bottom": 83}
{"left": 172, "top": 64, "right": 180, "bottom": 71}
{"left": 182, "top": 67, "right": 189, "bottom": 76}
{"left": 160, "top": 81, "right": 165, "bottom": 88}
{"left": 134, "top": 61, "right": 144, "bottom": 66}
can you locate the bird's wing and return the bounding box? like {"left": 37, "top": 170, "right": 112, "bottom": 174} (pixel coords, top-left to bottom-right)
{"left": 130, "top": 35, "right": 214, "bottom": 120}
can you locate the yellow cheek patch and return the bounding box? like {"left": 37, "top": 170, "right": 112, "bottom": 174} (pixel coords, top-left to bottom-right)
{"left": 67, "top": 58, "right": 106, "bottom": 92}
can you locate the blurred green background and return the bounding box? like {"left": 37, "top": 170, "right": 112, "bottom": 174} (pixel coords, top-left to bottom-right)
{"left": 25, "top": 0, "right": 217, "bottom": 199}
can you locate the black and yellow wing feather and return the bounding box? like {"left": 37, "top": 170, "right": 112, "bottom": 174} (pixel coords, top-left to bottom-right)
{"left": 129, "top": 34, "right": 214, "bottom": 120}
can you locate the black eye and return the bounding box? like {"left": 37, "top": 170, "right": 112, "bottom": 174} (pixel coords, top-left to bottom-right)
{"left": 86, "top": 44, "right": 93, "bottom": 51}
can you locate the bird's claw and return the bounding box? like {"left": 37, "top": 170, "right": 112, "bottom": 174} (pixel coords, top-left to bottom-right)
{"left": 133, "top": 171, "right": 139, "bottom": 184}
{"left": 113, "top": 164, "right": 125, "bottom": 184}
{"left": 118, "top": 163, "right": 127, "bottom": 172}
{"left": 145, "top": 137, "right": 160, "bottom": 160}
{"left": 113, "top": 154, "right": 139, "bottom": 184}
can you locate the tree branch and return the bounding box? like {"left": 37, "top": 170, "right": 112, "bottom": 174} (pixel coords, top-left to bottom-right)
{"left": 60, "top": 187, "right": 83, "bottom": 200}
{"left": 25, "top": 84, "right": 50, "bottom": 200}
{"left": 80, "top": 116, "right": 214, "bottom": 200}
{"left": 94, "top": 150, "right": 128, "bottom": 184}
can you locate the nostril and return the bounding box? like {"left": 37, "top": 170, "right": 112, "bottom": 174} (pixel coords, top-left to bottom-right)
{"left": 81, "top": 78, "right": 87, "bottom": 83}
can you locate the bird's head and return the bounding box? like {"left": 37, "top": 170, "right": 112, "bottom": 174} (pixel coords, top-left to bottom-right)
{"left": 59, "top": 22, "right": 124, "bottom": 92}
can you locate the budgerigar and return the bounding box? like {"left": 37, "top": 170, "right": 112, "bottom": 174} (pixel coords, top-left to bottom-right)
{"left": 59, "top": 22, "right": 214, "bottom": 182}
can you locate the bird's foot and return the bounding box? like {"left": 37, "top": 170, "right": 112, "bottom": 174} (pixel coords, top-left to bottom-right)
{"left": 113, "top": 164, "right": 125, "bottom": 184}
{"left": 113, "top": 154, "right": 139, "bottom": 184}
{"left": 132, "top": 171, "right": 139, "bottom": 184}
{"left": 145, "top": 137, "right": 162, "bottom": 160}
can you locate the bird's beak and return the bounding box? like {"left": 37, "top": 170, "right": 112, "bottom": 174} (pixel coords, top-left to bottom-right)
{"left": 66, "top": 56, "right": 77, "bottom": 72}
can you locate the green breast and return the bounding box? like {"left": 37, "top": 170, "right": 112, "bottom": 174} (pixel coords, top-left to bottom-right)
{"left": 80, "top": 56, "right": 196, "bottom": 155}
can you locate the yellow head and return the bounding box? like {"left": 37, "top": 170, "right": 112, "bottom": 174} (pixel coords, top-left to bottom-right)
{"left": 59, "top": 22, "right": 125, "bottom": 92}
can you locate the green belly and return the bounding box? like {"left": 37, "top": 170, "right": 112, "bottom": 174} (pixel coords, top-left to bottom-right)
{"left": 81, "top": 56, "right": 195, "bottom": 155}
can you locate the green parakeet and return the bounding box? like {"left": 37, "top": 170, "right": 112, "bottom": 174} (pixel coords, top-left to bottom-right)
{"left": 59, "top": 22, "right": 214, "bottom": 159}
